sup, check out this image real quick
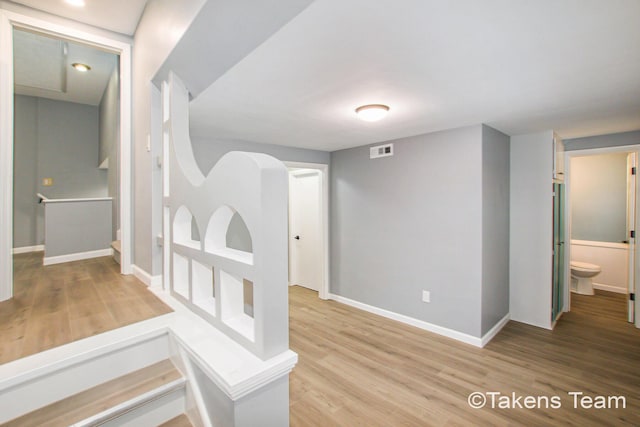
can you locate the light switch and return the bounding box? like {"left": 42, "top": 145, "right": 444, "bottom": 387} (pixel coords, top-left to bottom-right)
{"left": 42, "top": 178, "right": 53, "bottom": 186}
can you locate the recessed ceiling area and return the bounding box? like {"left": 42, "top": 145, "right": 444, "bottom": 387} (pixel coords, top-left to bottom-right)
{"left": 9, "top": 0, "right": 148, "bottom": 36}
{"left": 188, "top": 0, "right": 640, "bottom": 152}
{"left": 13, "top": 29, "right": 118, "bottom": 106}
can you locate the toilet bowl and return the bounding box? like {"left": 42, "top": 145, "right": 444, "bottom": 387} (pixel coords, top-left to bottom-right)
{"left": 570, "top": 261, "right": 601, "bottom": 295}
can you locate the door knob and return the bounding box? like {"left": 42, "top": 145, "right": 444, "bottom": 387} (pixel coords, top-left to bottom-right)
{"left": 294, "top": 235, "right": 300, "bottom": 240}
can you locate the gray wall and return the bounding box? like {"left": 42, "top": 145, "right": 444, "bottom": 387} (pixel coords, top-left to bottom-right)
{"left": 509, "top": 131, "right": 553, "bottom": 329}
{"left": 564, "top": 130, "right": 640, "bottom": 151}
{"left": 480, "top": 125, "right": 510, "bottom": 335}
{"left": 570, "top": 152, "right": 628, "bottom": 243}
{"left": 99, "top": 66, "right": 120, "bottom": 241}
{"left": 13, "top": 96, "right": 39, "bottom": 248}
{"left": 44, "top": 200, "right": 112, "bottom": 257}
{"left": 330, "top": 125, "right": 484, "bottom": 337}
{"left": 190, "top": 137, "right": 329, "bottom": 254}
{"left": 133, "top": 0, "right": 206, "bottom": 276}
{"left": 190, "top": 137, "right": 330, "bottom": 177}
{"left": 13, "top": 95, "right": 107, "bottom": 248}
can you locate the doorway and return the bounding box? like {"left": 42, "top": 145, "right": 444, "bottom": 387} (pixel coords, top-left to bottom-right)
{"left": 564, "top": 145, "right": 640, "bottom": 328}
{"left": 0, "top": 9, "right": 133, "bottom": 301}
{"left": 285, "top": 162, "right": 329, "bottom": 300}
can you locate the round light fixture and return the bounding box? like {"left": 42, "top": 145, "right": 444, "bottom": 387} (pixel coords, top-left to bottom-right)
{"left": 65, "top": 0, "right": 86, "bottom": 7}
{"left": 355, "top": 104, "right": 390, "bottom": 122}
{"left": 72, "top": 63, "right": 91, "bottom": 72}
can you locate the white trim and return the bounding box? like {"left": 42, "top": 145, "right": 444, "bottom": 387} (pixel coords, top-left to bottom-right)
{"left": 133, "top": 265, "right": 163, "bottom": 287}
{"left": 284, "top": 161, "right": 330, "bottom": 300}
{"left": 480, "top": 313, "right": 510, "bottom": 347}
{"left": 43, "top": 248, "right": 113, "bottom": 266}
{"left": 0, "top": 10, "right": 14, "bottom": 301}
{"left": 592, "top": 283, "right": 628, "bottom": 294}
{"left": 571, "top": 239, "right": 628, "bottom": 250}
{"left": 12, "top": 245, "right": 44, "bottom": 254}
{"left": 328, "top": 293, "right": 507, "bottom": 348}
{"left": 564, "top": 144, "right": 640, "bottom": 324}
{"left": 0, "top": 8, "right": 133, "bottom": 301}
{"left": 42, "top": 197, "right": 113, "bottom": 204}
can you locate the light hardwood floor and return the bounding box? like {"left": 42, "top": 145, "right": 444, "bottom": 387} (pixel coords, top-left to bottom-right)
{"left": 1, "top": 252, "right": 172, "bottom": 364}
{"left": 289, "top": 287, "right": 640, "bottom": 426}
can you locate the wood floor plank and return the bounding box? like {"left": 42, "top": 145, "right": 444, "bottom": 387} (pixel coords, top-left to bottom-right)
{"left": 3, "top": 360, "right": 182, "bottom": 427}
{"left": 1, "top": 253, "right": 172, "bottom": 365}
{"left": 289, "top": 286, "right": 640, "bottom": 426}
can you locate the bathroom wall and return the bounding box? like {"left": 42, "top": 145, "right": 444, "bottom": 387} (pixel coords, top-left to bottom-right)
{"left": 571, "top": 240, "right": 628, "bottom": 293}
{"left": 13, "top": 95, "right": 106, "bottom": 248}
{"left": 570, "top": 152, "right": 627, "bottom": 243}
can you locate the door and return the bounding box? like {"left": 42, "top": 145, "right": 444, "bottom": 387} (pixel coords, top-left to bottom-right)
{"left": 627, "top": 153, "right": 636, "bottom": 323}
{"left": 289, "top": 170, "right": 322, "bottom": 291}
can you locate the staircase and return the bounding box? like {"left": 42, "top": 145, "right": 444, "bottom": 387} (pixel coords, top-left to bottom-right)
{"left": 1, "top": 360, "right": 193, "bottom": 427}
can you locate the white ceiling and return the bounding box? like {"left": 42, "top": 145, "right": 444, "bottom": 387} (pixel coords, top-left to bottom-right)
{"left": 10, "top": 0, "right": 148, "bottom": 35}
{"left": 14, "top": 28, "right": 117, "bottom": 106}
{"left": 189, "top": 0, "right": 640, "bottom": 151}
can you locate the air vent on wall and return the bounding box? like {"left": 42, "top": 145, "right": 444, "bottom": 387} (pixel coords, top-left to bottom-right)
{"left": 370, "top": 143, "right": 394, "bottom": 159}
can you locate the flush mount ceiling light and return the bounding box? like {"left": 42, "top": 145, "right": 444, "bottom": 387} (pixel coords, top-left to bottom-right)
{"left": 72, "top": 63, "right": 91, "bottom": 72}
{"left": 65, "top": 0, "right": 86, "bottom": 7}
{"left": 355, "top": 104, "right": 390, "bottom": 122}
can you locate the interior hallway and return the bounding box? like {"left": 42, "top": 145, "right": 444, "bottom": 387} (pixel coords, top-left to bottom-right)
{"left": 288, "top": 286, "right": 640, "bottom": 426}
{"left": 1, "top": 253, "right": 172, "bottom": 364}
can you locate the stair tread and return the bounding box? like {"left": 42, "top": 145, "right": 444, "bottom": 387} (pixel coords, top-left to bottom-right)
{"left": 159, "top": 414, "right": 193, "bottom": 427}
{"left": 3, "top": 360, "right": 182, "bottom": 427}
{"left": 111, "top": 240, "right": 122, "bottom": 252}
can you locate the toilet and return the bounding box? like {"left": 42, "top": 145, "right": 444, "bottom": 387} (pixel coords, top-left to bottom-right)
{"left": 570, "top": 261, "right": 601, "bottom": 295}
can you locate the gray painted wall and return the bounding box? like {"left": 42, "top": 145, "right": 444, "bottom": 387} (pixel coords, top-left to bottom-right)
{"left": 13, "top": 95, "right": 107, "bottom": 248}
{"left": 509, "top": 131, "right": 553, "bottom": 329}
{"left": 480, "top": 125, "right": 510, "bottom": 335}
{"left": 133, "top": 0, "right": 206, "bottom": 276}
{"left": 190, "top": 137, "right": 329, "bottom": 253}
{"left": 190, "top": 137, "right": 330, "bottom": 177}
{"left": 99, "top": 66, "right": 120, "bottom": 241}
{"left": 44, "top": 200, "right": 112, "bottom": 257}
{"left": 13, "top": 96, "right": 39, "bottom": 248}
{"left": 570, "top": 152, "right": 627, "bottom": 243}
{"left": 330, "top": 125, "right": 484, "bottom": 337}
{"left": 564, "top": 130, "right": 640, "bottom": 151}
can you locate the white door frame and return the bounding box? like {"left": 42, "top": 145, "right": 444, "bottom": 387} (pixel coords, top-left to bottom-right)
{"left": 284, "top": 161, "right": 329, "bottom": 300}
{"left": 0, "top": 9, "right": 133, "bottom": 301}
{"left": 564, "top": 144, "right": 640, "bottom": 328}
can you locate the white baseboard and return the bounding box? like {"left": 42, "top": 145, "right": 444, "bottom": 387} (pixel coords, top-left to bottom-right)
{"left": 43, "top": 248, "right": 113, "bottom": 266}
{"left": 328, "top": 294, "right": 507, "bottom": 347}
{"left": 133, "top": 265, "right": 162, "bottom": 287}
{"left": 12, "top": 245, "right": 44, "bottom": 254}
{"left": 480, "top": 313, "right": 510, "bottom": 347}
{"left": 592, "top": 283, "right": 628, "bottom": 294}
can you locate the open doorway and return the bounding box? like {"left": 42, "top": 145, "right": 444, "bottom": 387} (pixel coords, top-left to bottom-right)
{"left": 564, "top": 146, "right": 640, "bottom": 327}
{"left": 285, "top": 162, "right": 329, "bottom": 300}
{"left": 0, "top": 10, "right": 133, "bottom": 301}
{"left": 12, "top": 29, "right": 120, "bottom": 267}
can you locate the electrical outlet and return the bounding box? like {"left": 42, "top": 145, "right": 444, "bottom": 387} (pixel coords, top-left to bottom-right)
{"left": 42, "top": 178, "right": 53, "bottom": 186}
{"left": 422, "top": 290, "right": 430, "bottom": 303}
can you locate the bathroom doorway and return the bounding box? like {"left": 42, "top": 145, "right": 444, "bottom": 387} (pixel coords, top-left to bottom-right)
{"left": 565, "top": 145, "right": 640, "bottom": 327}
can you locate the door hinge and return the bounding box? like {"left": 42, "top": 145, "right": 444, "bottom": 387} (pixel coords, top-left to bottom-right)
{"left": 632, "top": 167, "right": 637, "bottom": 175}
{"left": 631, "top": 230, "right": 636, "bottom": 239}
{"left": 631, "top": 293, "right": 635, "bottom": 301}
